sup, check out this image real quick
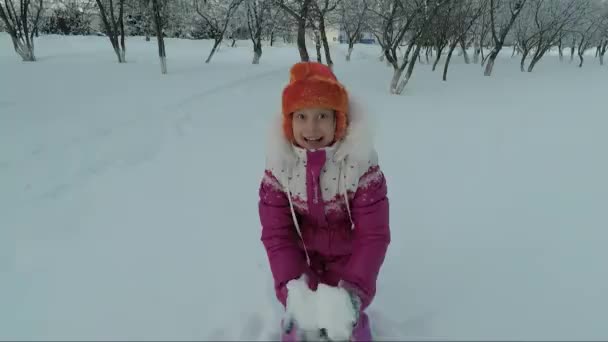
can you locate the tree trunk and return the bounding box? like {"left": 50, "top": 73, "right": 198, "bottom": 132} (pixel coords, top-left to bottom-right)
{"left": 443, "top": 42, "right": 458, "bottom": 81}
{"left": 432, "top": 46, "right": 445, "bottom": 71}
{"left": 527, "top": 55, "right": 540, "bottom": 72}
{"left": 119, "top": 0, "right": 126, "bottom": 62}
{"left": 346, "top": 40, "right": 354, "bottom": 61}
{"left": 520, "top": 48, "right": 530, "bottom": 72}
{"left": 297, "top": 0, "right": 311, "bottom": 62}
{"left": 461, "top": 39, "right": 470, "bottom": 64}
{"left": 253, "top": 41, "right": 262, "bottom": 64}
{"left": 570, "top": 38, "right": 576, "bottom": 63}
{"left": 314, "top": 29, "right": 322, "bottom": 63}
{"left": 558, "top": 39, "right": 563, "bottom": 62}
{"left": 473, "top": 41, "right": 480, "bottom": 64}
{"left": 528, "top": 46, "right": 551, "bottom": 73}
{"left": 10, "top": 36, "right": 36, "bottom": 61}
{"left": 395, "top": 44, "right": 423, "bottom": 94}
{"left": 110, "top": 35, "right": 125, "bottom": 63}
{"left": 578, "top": 50, "right": 584, "bottom": 68}
{"left": 206, "top": 39, "right": 221, "bottom": 63}
{"left": 152, "top": 0, "right": 166, "bottom": 74}
{"left": 270, "top": 31, "right": 275, "bottom": 46}
{"left": 389, "top": 67, "right": 404, "bottom": 94}
{"left": 319, "top": 15, "right": 332, "bottom": 68}
{"left": 484, "top": 49, "right": 499, "bottom": 76}
{"left": 96, "top": 0, "right": 126, "bottom": 63}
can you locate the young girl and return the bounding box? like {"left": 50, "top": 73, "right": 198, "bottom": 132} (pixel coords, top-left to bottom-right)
{"left": 259, "top": 62, "right": 390, "bottom": 341}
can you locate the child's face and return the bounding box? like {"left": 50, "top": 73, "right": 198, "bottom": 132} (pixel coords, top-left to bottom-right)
{"left": 292, "top": 107, "right": 336, "bottom": 150}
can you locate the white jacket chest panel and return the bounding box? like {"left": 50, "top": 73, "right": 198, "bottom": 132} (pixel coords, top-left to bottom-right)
{"left": 285, "top": 156, "right": 362, "bottom": 202}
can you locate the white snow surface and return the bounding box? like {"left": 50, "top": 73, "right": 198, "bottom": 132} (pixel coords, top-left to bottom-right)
{"left": 285, "top": 276, "right": 357, "bottom": 341}
{"left": 1, "top": 34, "right": 608, "bottom": 340}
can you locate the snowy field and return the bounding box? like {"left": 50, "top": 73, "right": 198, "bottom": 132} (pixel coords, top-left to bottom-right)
{"left": 1, "top": 33, "right": 608, "bottom": 340}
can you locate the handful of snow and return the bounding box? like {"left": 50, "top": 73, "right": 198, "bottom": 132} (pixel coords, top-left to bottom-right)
{"left": 285, "top": 276, "right": 357, "bottom": 341}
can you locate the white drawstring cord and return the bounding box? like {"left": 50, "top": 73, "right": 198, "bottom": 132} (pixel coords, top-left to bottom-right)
{"left": 284, "top": 174, "right": 311, "bottom": 266}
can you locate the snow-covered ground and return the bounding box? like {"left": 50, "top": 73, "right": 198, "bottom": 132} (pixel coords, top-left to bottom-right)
{"left": 2, "top": 34, "right": 607, "bottom": 340}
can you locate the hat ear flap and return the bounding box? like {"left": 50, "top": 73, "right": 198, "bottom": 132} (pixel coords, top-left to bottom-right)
{"left": 283, "top": 112, "right": 295, "bottom": 143}
{"left": 335, "top": 111, "right": 348, "bottom": 141}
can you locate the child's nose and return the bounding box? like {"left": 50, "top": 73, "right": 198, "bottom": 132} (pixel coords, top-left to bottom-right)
{"left": 305, "top": 119, "right": 320, "bottom": 132}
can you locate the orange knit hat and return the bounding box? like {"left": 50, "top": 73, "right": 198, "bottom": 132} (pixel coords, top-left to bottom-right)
{"left": 282, "top": 62, "right": 349, "bottom": 143}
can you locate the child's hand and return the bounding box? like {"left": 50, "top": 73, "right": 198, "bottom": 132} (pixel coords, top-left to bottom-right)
{"left": 315, "top": 284, "right": 360, "bottom": 341}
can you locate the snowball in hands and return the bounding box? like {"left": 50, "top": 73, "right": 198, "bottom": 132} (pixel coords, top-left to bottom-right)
{"left": 286, "top": 277, "right": 357, "bottom": 340}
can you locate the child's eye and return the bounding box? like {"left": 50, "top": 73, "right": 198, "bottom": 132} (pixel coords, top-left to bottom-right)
{"left": 296, "top": 113, "right": 305, "bottom": 120}
{"left": 319, "top": 113, "right": 328, "bottom": 119}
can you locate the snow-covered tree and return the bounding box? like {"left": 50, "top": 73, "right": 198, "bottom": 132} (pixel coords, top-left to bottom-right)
{"left": 484, "top": 0, "right": 527, "bottom": 76}
{"left": 442, "top": 0, "right": 487, "bottom": 81}
{"left": 275, "top": 0, "right": 313, "bottom": 61}
{"left": 194, "top": 0, "right": 244, "bottom": 63}
{"left": 594, "top": 2, "right": 608, "bottom": 65}
{"left": 246, "top": 0, "right": 273, "bottom": 64}
{"left": 514, "top": 0, "right": 589, "bottom": 73}
{"left": 95, "top": 0, "right": 127, "bottom": 63}
{"left": 124, "top": 0, "right": 153, "bottom": 39}
{"left": 369, "top": 0, "right": 450, "bottom": 94}
{"left": 573, "top": 2, "right": 604, "bottom": 67}
{"left": 310, "top": 0, "right": 341, "bottom": 68}
{"left": 264, "top": 1, "right": 289, "bottom": 45}
{"left": 150, "top": 0, "right": 167, "bottom": 73}
{"left": 339, "top": 0, "right": 369, "bottom": 61}
{"left": 471, "top": 6, "right": 494, "bottom": 64}
{"left": 0, "top": 0, "right": 44, "bottom": 61}
{"left": 42, "top": 0, "right": 96, "bottom": 35}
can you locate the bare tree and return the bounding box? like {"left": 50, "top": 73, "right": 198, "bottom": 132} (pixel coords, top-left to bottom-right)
{"left": 95, "top": 0, "right": 127, "bottom": 63}
{"left": 484, "top": 0, "right": 527, "bottom": 76}
{"left": 443, "top": 0, "right": 487, "bottom": 81}
{"left": 524, "top": 0, "right": 588, "bottom": 72}
{"left": 312, "top": 24, "right": 322, "bottom": 62}
{"left": 473, "top": 7, "right": 493, "bottom": 64}
{"left": 370, "top": 0, "right": 450, "bottom": 94}
{"left": 0, "top": 0, "right": 44, "bottom": 61}
{"left": 430, "top": 2, "right": 458, "bottom": 72}
{"left": 150, "top": 0, "right": 167, "bottom": 73}
{"left": 264, "top": 2, "right": 286, "bottom": 45}
{"left": 310, "top": 0, "right": 341, "bottom": 68}
{"left": 247, "top": 0, "right": 273, "bottom": 64}
{"left": 596, "top": 6, "right": 608, "bottom": 65}
{"left": 339, "top": 0, "right": 369, "bottom": 61}
{"left": 369, "top": 0, "right": 422, "bottom": 93}
{"left": 275, "top": 0, "right": 313, "bottom": 61}
{"left": 575, "top": 9, "right": 603, "bottom": 67}
{"left": 42, "top": 0, "right": 96, "bottom": 36}
{"left": 194, "top": 0, "right": 244, "bottom": 63}
{"left": 513, "top": 1, "right": 538, "bottom": 71}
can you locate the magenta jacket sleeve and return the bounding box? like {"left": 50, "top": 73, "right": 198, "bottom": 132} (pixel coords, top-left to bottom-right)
{"left": 258, "top": 170, "right": 307, "bottom": 307}
{"left": 340, "top": 164, "right": 390, "bottom": 310}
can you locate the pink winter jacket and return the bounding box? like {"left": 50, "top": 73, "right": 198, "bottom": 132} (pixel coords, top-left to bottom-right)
{"left": 258, "top": 102, "right": 390, "bottom": 310}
